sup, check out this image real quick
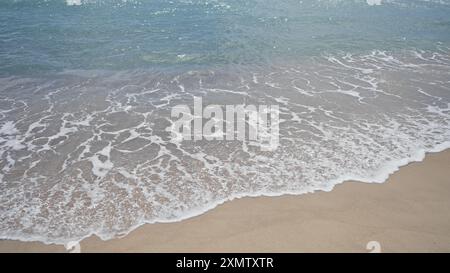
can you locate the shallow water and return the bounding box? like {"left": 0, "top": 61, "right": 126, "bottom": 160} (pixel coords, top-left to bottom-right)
{"left": 0, "top": 0, "right": 450, "bottom": 244}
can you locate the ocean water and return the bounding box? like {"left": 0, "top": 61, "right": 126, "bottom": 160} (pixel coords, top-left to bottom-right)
{"left": 0, "top": 0, "right": 450, "bottom": 244}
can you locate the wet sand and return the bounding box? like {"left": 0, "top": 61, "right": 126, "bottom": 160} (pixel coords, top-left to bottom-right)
{"left": 1, "top": 149, "right": 449, "bottom": 253}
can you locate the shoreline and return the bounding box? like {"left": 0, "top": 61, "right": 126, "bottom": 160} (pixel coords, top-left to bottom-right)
{"left": 1, "top": 149, "right": 450, "bottom": 252}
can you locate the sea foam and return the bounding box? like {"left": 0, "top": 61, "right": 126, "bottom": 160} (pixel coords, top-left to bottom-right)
{"left": 0, "top": 48, "right": 449, "bottom": 245}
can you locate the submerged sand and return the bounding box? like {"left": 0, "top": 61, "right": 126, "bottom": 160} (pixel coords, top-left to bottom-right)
{"left": 1, "top": 149, "right": 449, "bottom": 253}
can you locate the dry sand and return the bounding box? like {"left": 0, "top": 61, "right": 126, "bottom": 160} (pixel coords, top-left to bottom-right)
{"left": 1, "top": 149, "right": 449, "bottom": 253}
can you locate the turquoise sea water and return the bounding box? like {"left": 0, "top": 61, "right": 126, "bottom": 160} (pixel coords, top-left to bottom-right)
{"left": 1, "top": 0, "right": 450, "bottom": 74}
{"left": 0, "top": 0, "right": 450, "bottom": 244}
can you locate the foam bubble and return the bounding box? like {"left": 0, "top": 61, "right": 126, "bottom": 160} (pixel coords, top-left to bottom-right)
{"left": 66, "top": 0, "right": 82, "bottom": 6}
{"left": 367, "top": 0, "right": 382, "bottom": 6}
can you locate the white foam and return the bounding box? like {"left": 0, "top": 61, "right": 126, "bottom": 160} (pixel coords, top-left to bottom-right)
{"left": 0, "top": 49, "right": 450, "bottom": 245}
{"left": 0, "top": 121, "right": 19, "bottom": 135}
{"left": 89, "top": 144, "right": 114, "bottom": 178}
{"left": 367, "top": 0, "right": 382, "bottom": 6}
{"left": 66, "top": 0, "right": 82, "bottom": 6}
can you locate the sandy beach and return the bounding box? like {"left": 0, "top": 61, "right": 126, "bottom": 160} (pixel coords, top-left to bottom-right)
{"left": 0, "top": 149, "right": 449, "bottom": 253}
